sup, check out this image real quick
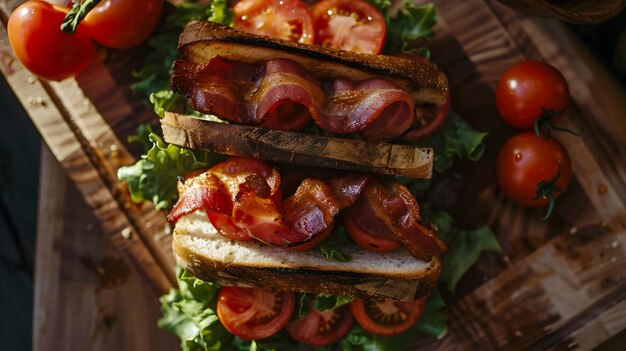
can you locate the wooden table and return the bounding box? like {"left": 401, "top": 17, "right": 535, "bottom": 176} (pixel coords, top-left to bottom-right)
{"left": 2, "top": 0, "right": 626, "bottom": 350}
{"left": 34, "top": 147, "right": 179, "bottom": 350}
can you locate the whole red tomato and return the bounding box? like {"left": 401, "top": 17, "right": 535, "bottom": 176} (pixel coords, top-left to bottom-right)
{"left": 496, "top": 61, "right": 569, "bottom": 129}
{"left": 7, "top": 0, "right": 95, "bottom": 81}
{"left": 496, "top": 132, "right": 572, "bottom": 215}
{"left": 81, "top": 0, "right": 163, "bottom": 49}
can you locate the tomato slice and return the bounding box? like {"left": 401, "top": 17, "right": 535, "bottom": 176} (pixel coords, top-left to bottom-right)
{"left": 286, "top": 305, "right": 354, "bottom": 347}
{"left": 311, "top": 0, "right": 386, "bottom": 54}
{"left": 288, "top": 225, "right": 334, "bottom": 251}
{"left": 397, "top": 55, "right": 451, "bottom": 141}
{"left": 343, "top": 214, "right": 402, "bottom": 252}
{"left": 206, "top": 211, "right": 254, "bottom": 241}
{"left": 217, "top": 287, "right": 295, "bottom": 340}
{"left": 234, "top": 0, "right": 314, "bottom": 44}
{"left": 350, "top": 298, "right": 426, "bottom": 336}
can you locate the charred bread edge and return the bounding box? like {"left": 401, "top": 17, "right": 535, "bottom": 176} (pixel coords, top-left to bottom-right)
{"left": 178, "top": 20, "right": 448, "bottom": 103}
{"left": 161, "top": 112, "right": 434, "bottom": 179}
{"left": 173, "top": 232, "right": 441, "bottom": 301}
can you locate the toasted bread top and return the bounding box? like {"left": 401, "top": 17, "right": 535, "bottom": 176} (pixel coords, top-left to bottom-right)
{"left": 177, "top": 20, "right": 448, "bottom": 106}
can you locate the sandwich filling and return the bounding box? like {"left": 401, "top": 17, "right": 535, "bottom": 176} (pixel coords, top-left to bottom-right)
{"left": 171, "top": 55, "right": 444, "bottom": 141}
{"left": 167, "top": 157, "right": 447, "bottom": 261}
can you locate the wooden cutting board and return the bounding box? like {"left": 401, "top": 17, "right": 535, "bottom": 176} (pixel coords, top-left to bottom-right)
{"left": 1, "top": 0, "right": 625, "bottom": 349}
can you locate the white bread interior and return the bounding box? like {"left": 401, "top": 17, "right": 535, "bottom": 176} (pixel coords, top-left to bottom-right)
{"left": 173, "top": 211, "right": 441, "bottom": 301}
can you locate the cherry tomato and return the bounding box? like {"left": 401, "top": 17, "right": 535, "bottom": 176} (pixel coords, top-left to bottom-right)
{"left": 496, "top": 61, "right": 570, "bottom": 129}
{"left": 343, "top": 214, "right": 401, "bottom": 252}
{"left": 311, "top": 0, "right": 386, "bottom": 54}
{"left": 7, "top": 0, "right": 95, "bottom": 81}
{"left": 234, "top": 0, "right": 314, "bottom": 44}
{"left": 286, "top": 304, "right": 354, "bottom": 347}
{"left": 350, "top": 298, "right": 426, "bottom": 336}
{"left": 217, "top": 286, "right": 295, "bottom": 340}
{"left": 496, "top": 132, "right": 572, "bottom": 207}
{"left": 81, "top": 0, "right": 163, "bottom": 49}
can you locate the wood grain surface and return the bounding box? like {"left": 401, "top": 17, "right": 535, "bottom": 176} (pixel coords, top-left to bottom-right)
{"left": 1, "top": 0, "right": 176, "bottom": 297}
{"left": 496, "top": 0, "right": 625, "bottom": 24}
{"left": 34, "top": 147, "right": 178, "bottom": 351}
{"left": 1, "top": 0, "right": 626, "bottom": 350}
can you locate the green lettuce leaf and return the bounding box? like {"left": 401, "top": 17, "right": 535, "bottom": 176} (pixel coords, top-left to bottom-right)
{"left": 209, "top": 0, "right": 234, "bottom": 26}
{"left": 367, "top": 0, "right": 437, "bottom": 55}
{"left": 419, "top": 111, "right": 488, "bottom": 174}
{"left": 117, "top": 125, "right": 212, "bottom": 210}
{"left": 159, "top": 268, "right": 232, "bottom": 351}
{"left": 338, "top": 324, "right": 409, "bottom": 351}
{"left": 314, "top": 294, "right": 354, "bottom": 311}
{"left": 413, "top": 208, "right": 500, "bottom": 338}
{"left": 132, "top": 1, "right": 232, "bottom": 114}
{"left": 415, "top": 288, "right": 447, "bottom": 338}
{"left": 150, "top": 90, "right": 183, "bottom": 118}
{"left": 319, "top": 222, "right": 351, "bottom": 262}
{"left": 427, "top": 210, "right": 501, "bottom": 293}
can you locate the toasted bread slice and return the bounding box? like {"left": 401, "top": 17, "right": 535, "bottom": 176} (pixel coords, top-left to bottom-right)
{"left": 177, "top": 20, "right": 448, "bottom": 106}
{"left": 173, "top": 211, "right": 441, "bottom": 301}
{"left": 161, "top": 112, "right": 434, "bottom": 179}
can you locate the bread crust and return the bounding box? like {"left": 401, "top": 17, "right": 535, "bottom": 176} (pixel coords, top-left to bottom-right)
{"left": 161, "top": 112, "right": 434, "bottom": 179}
{"left": 172, "top": 213, "right": 441, "bottom": 301}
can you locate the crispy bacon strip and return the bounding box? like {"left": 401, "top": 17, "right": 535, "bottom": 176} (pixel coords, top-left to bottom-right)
{"left": 171, "top": 56, "right": 416, "bottom": 141}
{"left": 345, "top": 179, "right": 448, "bottom": 261}
{"left": 167, "top": 158, "right": 280, "bottom": 241}
{"left": 167, "top": 172, "right": 232, "bottom": 222}
{"left": 168, "top": 158, "right": 444, "bottom": 259}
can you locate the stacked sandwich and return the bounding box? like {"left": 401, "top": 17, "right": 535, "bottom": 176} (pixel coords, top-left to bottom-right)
{"left": 155, "top": 20, "right": 453, "bottom": 349}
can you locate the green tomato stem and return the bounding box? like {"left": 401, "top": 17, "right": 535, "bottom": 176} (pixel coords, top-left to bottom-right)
{"left": 60, "top": 0, "right": 102, "bottom": 33}
{"left": 534, "top": 108, "right": 583, "bottom": 139}
{"left": 531, "top": 161, "right": 566, "bottom": 220}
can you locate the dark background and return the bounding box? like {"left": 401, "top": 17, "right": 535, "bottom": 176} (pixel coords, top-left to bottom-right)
{"left": 0, "top": 10, "right": 625, "bottom": 351}
{"left": 0, "top": 74, "right": 40, "bottom": 351}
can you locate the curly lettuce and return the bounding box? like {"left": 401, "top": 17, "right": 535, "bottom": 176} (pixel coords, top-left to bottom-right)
{"left": 367, "top": 0, "right": 437, "bottom": 56}
{"left": 117, "top": 125, "right": 212, "bottom": 210}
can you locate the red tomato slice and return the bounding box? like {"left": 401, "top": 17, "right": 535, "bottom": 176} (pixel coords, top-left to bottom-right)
{"left": 343, "top": 214, "right": 401, "bottom": 252}
{"left": 401, "top": 89, "right": 451, "bottom": 141}
{"left": 286, "top": 305, "right": 354, "bottom": 347}
{"left": 311, "top": 0, "right": 386, "bottom": 54}
{"left": 234, "top": 0, "right": 314, "bottom": 44}
{"left": 288, "top": 225, "right": 334, "bottom": 251}
{"left": 217, "top": 287, "right": 295, "bottom": 340}
{"left": 350, "top": 298, "right": 426, "bottom": 336}
{"left": 206, "top": 211, "right": 254, "bottom": 241}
